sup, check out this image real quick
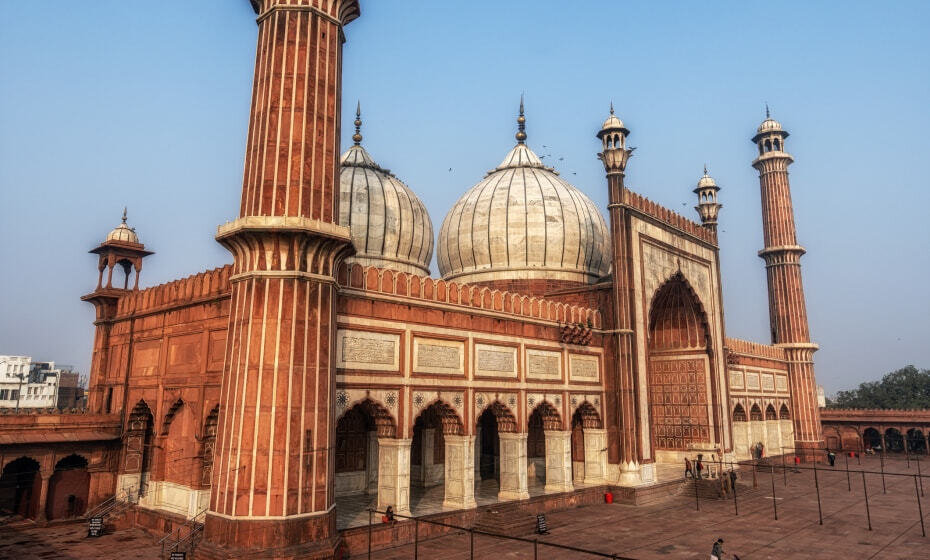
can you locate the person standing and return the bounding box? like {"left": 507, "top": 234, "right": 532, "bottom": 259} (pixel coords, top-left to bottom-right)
{"left": 827, "top": 450, "right": 836, "bottom": 467}
{"left": 794, "top": 455, "right": 801, "bottom": 473}
{"left": 685, "top": 457, "right": 694, "bottom": 479}
{"left": 729, "top": 469, "right": 738, "bottom": 492}
{"left": 711, "top": 538, "right": 725, "bottom": 560}
{"left": 696, "top": 455, "right": 704, "bottom": 480}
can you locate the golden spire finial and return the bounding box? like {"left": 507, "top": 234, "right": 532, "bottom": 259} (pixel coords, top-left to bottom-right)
{"left": 704, "top": 163, "right": 708, "bottom": 175}
{"left": 352, "top": 101, "right": 363, "bottom": 145}
{"left": 610, "top": 101, "right": 614, "bottom": 115}
{"left": 515, "top": 94, "right": 527, "bottom": 144}
{"left": 765, "top": 103, "right": 770, "bottom": 119}
{"left": 122, "top": 206, "right": 128, "bottom": 224}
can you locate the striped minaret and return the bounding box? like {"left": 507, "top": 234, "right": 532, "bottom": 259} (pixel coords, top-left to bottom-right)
{"left": 203, "top": 0, "right": 360, "bottom": 555}
{"left": 751, "top": 109, "right": 824, "bottom": 460}
{"left": 596, "top": 106, "right": 641, "bottom": 484}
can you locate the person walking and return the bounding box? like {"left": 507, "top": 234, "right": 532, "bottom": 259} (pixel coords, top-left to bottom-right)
{"left": 711, "top": 538, "right": 725, "bottom": 560}
{"left": 685, "top": 457, "right": 694, "bottom": 479}
{"left": 793, "top": 455, "right": 801, "bottom": 473}
{"left": 827, "top": 450, "right": 836, "bottom": 467}
{"left": 696, "top": 455, "right": 704, "bottom": 480}
{"left": 729, "top": 469, "right": 738, "bottom": 492}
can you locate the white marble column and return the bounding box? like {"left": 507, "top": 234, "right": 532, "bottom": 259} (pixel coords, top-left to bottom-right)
{"left": 377, "top": 438, "right": 411, "bottom": 516}
{"left": 582, "top": 428, "right": 608, "bottom": 485}
{"left": 443, "top": 435, "right": 477, "bottom": 509}
{"left": 732, "top": 423, "right": 750, "bottom": 460}
{"left": 765, "top": 420, "right": 782, "bottom": 455}
{"left": 544, "top": 431, "right": 574, "bottom": 493}
{"left": 366, "top": 431, "right": 379, "bottom": 494}
{"left": 498, "top": 433, "right": 529, "bottom": 501}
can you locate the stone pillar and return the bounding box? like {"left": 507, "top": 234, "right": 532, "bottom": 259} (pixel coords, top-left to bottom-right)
{"left": 498, "top": 433, "right": 529, "bottom": 501}
{"left": 377, "top": 438, "right": 411, "bottom": 517}
{"left": 582, "top": 429, "right": 608, "bottom": 484}
{"left": 36, "top": 474, "right": 51, "bottom": 523}
{"left": 544, "top": 431, "right": 573, "bottom": 493}
{"left": 443, "top": 435, "right": 476, "bottom": 510}
{"left": 203, "top": 0, "right": 360, "bottom": 555}
{"left": 366, "top": 431, "right": 379, "bottom": 494}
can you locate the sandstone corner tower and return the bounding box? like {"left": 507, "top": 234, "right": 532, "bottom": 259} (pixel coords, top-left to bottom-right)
{"left": 752, "top": 110, "right": 824, "bottom": 459}
{"left": 203, "top": 0, "right": 360, "bottom": 556}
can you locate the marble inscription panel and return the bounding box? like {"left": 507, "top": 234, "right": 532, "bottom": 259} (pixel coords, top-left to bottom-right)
{"left": 413, "top": 338, "right": 464, "bottom": 375}
{"left": 526, "top": 349, "right": 561, "bottom": 381}
{"left": 761, "top": 373, "right": 775, "bottom": 392}
{"left": 569, "top": 354, "right": 599, "bottom": 382}
{"left": 475, "top": 344, "right": 517, "bottom": 378}
{"left": 776, "top": 375, "right": 788, "bottom": 392}
{"left": 336, "top": 329, "right": 400, "bottom": 372}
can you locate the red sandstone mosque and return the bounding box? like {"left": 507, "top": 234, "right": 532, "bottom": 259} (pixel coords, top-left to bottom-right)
{"left": 0, "top": 1, "right": 848, "bottom": 557}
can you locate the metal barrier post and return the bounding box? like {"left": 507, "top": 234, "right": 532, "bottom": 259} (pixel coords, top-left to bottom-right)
{"left": 862, "top": 472, "right": 872, "bottom": 531}
{"left": 534, "top": 538, "right": 538, "bottom": 560}
{"left": 414, "top": 518, "right": 419, "bottom": 560}
{"left": 918, "top": 455, "right": 925, "bottom": 497}
{"left": 782, "top": 453, "right": 787, "bottom": 486}
{"left": 881, "top": 453, "right": 887, "bottom": 494}
{"left": 770, "top": 465, "right": 778, "bottom": 521}
{"left": 694, "top": 475, "right": 700, "bottom": 511}
{"left": 907, "top": 442, "right": 911, "bottom": 469}
{"left": 732, "top": 474, "right": 739, "bottom": 516}
{"left": 469, "top": 528, "right": 474, "bottom": 560}
{"left": 814, "top": 461, "right": 823, "bottom": 525}
{"left": 844, "top": 452, "right": 851, "bottom": 491}
{"left": 915, "top": 475, "right": 926, "bottom": 537}
{"left": 367, "top": 509, "right": 372, "bottom": 560}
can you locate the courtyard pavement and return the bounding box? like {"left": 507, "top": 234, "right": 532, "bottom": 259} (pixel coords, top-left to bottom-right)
{"left": 0, "top": 455, "right": 926, "bottom": 559}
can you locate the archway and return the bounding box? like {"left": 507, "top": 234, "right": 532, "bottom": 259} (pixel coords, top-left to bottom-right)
{"left": 410, "top": 400, "right": 465, "bottom": 511}
{"left": 0, "top": 457, "right": 40, "bottom": 518}
{"left": 46, "top": 455, "right": 89, "bottom": 520}
{"left": 334, "top": 399, "right": 395, "bottom": 498}
{"left": 125, "top": 400, "right": 154, "bottom": 497}
{"left": 646, "top": 273, "right": 712, "bottom": 455}
{"left": 162, "top": 400, "right": 198, "bottom": 487}
{"left": 570, "top": 402, "right": 604, "bottom": 485}
{"left": 863, "top": 427, "right": 882, "bottom": 451}
{"left": 475, "top": 401, "right": 519, "bottom": 500}
{"left": 526, "top": 401, "right": 562, "bottom": 488}
{"left": 907, "top": 429, "right": 926, "bottom": 454}
{"left": 885, "top": 428, "right": 904, "bottom": 453}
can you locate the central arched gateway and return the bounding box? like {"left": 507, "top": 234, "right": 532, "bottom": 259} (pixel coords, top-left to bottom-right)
{"left": 646, "top": 273, "right": 714, "bottom": 462}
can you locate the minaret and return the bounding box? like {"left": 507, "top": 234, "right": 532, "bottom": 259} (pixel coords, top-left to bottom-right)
{"left": 204, "top": 1, "right": 359, "bottom": 556}
{"left": 597, "top": 105, "right": 641, "bottom": 484}
{"left": 751, "top": 108, "right": 824, "bottom": 459}
{"left": 82, "top": 209, "right": 152, "bottom": 414}
{"left": 694, "top": 165, "right": 722, "bottom": 232}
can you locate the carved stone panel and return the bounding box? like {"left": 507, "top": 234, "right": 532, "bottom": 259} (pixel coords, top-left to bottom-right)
{"left": 648, "top": 357, "right": 710, "bottom": 450}
{"left": 474, "top": 344, "right": 517, "bottom": 378}
{"left": 336, "top": 329, "right": 400, "bottom": 372}
{"left": 746, "top": 372, "right": 761, "bottom": 391}
{"left": 775, "top": 375, "right": 789, "bottom": 393}
{"left": 413, "top": 338, "right": 464, "bottom": 375}
{"left": 568, "top": 354, "right": 599, "bottom": 382}
{"left": 729, "top": 370, "right": 744, "bottom": 389}
{"left": 526, "top": 348, "right": 562, "bottom": 381}
{"left": 761, "top": 373, "right": 775, "bottom": 392}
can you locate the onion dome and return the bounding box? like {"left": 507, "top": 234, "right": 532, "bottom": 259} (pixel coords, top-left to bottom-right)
{"left": 599, "top": 102, "right": 629, "bottom": 136}
{"left": 437, "top": 99, "right": 610, "bottom": 285}
{"left": 106, "top": 208, "right": 140, "bottom": 244}
{"left": 694, "top": 165, "right": 719, "bottom": 191}
{"left": 338, "top": 103, "right": 434, "bottom": 275}
{"left": 753, "top": 105, "right": 789, "bottom": 143}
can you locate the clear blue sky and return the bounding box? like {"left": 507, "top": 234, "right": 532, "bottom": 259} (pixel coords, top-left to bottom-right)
{"left": 1, "top": 1, "right": 927, "bottom": 395}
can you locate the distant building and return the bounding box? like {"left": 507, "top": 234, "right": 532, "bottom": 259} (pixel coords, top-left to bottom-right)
{"left": 0, "top": 355, "right": 84, "bottom": 410}
{"left": 817, "top": 385, "right": 827, "bottom": 408}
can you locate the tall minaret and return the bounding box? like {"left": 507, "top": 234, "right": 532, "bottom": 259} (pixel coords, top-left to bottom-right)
{"left": 751, "top": 109, "right": 824, "bottom": 459}
{"left": 203, "top": 0, "right": 359, "bottom": 556}
{"left": 597, "top": 105, "right": 641, "bottom": 484}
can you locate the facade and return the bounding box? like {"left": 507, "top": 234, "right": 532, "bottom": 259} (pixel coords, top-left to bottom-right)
{"left": 0, "top": 356, "right": 84, "bottom": 410}
{"left": 0, "top": 1, "right": 835, "bottom": 557}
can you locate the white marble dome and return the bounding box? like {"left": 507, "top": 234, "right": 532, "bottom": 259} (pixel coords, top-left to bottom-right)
{"left": 437, "top": 116, "right": 609, "bottom": 285}
{"left": 338, "top": 117, "right": 434, "bottom": 275}
{"left": 757, "top": 117, "right": 783, "bottom": 134}
{"left": 106, "top": 209, "right": 140, "bottom": 244}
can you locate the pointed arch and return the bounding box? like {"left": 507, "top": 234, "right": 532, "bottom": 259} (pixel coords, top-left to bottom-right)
{"left": 749, "top": 404, "right": 763, "bottom": 421}
{"left": 414, "top": 399, "right": 464, "bottom": 436}
{"left": 161, "top": 398, "right": 185, "bottom": 435}
{"left": 339, "top": 398, "right": 397, "bottom": 438}
{"left": 778, "top": 404, "right": 791, "bottom": 420}
{"left": 476, "top": 401, "right": 517, "bottom": 433}
{"left": 571, "top": 401, "right": 602, "bottom": 429}
{"left": 732, "top": 403, "right": 747, "bottom": 422}
{"left": 765, "top": 404, "right": 777, "bottom": 421}
{"left": 648, "top": 271, "right": 710, "bottom": 351}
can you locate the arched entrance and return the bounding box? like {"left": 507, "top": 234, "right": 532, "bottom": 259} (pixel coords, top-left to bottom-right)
{"left": 884, "top": 428, "right": 904, "bottom": 453}
{"left": 410, "top": 401, "right": 466, "bottom": 510}
{"left": 124, "top": 400, "right": 154, "bottom": 498}
{"left": 0, "top": 457, "right": 41, "bottom": 518}
{"left": 646, "top": 273, "right": 713, "bottom": 459}
{"left": 527, "top": 401, "right": 570, "bottom": 493}
{"left": 863, "top": 427, "right": 882, "bottom": 451}
{"left": 570, "top": 402, "right": 605, "bottom": 485}
{"left": 46, "top": 454, "right": 89, "bottom": 520}
{"left": 475, "top": 401, "right": 521, "bottom": 500}
{"left": 162, "top": 400, "right": 198, "bottom": 487}
{"left": 907, "top": 429, "right": 926, "bottom": 454}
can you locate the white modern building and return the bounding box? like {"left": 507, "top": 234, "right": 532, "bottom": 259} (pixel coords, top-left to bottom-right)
{"left": 0, "top": 355, "right": 83, "bottom": 410}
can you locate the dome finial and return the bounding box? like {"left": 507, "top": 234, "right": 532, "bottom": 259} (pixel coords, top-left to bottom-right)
{"left": 515, "top": 94, "right": 527, "bottom": 144}
{"left": 352, "top": 101, "right": 363, "bottom": 145}
{"left": 704, "top": 163, "right": 708, "bottom": 175}
{"left": 765, "top": 103, "right": 770, "bottom": 119}
{"left": 122, "top": 206, "right": 128, "bottom": 224}
{"left": 610, "top": 101, "right": 614, "bottom": 115}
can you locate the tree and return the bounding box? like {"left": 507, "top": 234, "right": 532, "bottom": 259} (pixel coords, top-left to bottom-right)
{"left": 828, "top": 365, "right": 930, "bottom": 409}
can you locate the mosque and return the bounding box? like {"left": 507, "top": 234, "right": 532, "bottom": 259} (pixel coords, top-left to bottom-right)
{"left": 0, "top": 1, "right": 826, "bottom": 557}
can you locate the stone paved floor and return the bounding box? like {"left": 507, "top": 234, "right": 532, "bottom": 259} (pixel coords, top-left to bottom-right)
{"left": 363, "top": 456, "right": 930, "bottom": 559}
{"left": 0, "top": 521, "right": 162, "bottom": 560}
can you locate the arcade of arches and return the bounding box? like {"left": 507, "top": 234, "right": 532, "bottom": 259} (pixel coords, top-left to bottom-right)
{"left": 332, "top": 398, "right": 604, "bottom": 527}
{"left": 0, "top": 454, "right": 95, "bottom": 522}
